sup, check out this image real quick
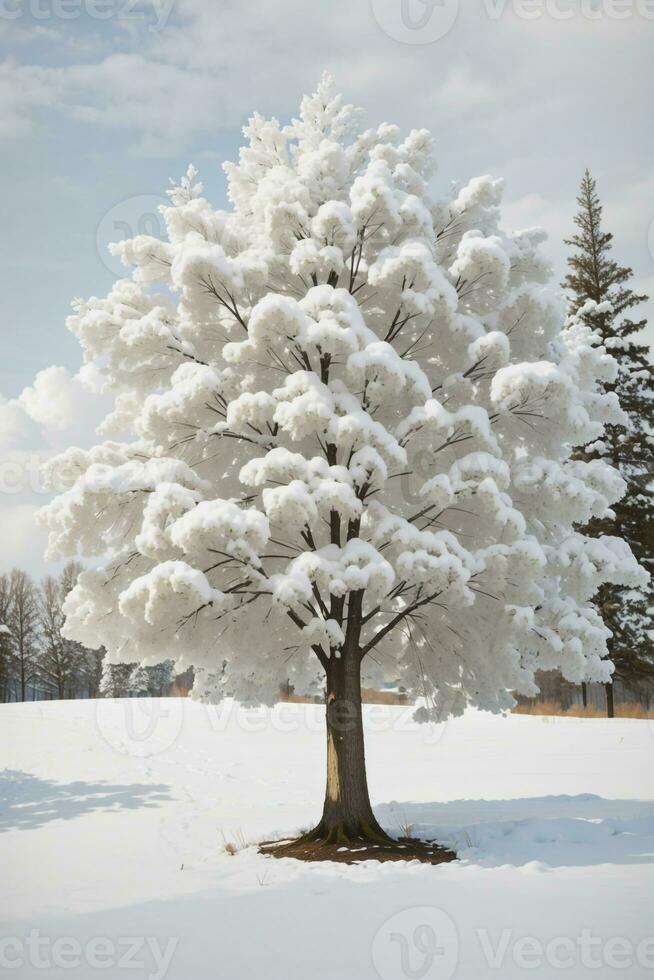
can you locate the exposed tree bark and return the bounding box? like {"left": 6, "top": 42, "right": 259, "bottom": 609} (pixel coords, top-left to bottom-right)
{"left": 605, "top": 682, "right": 615, "bottom": 719}
{"left": 581, "top": 681, "right": 588, "bottom": 709}
{"left": 303, "top": 645, "right": 391, "bottom": 845}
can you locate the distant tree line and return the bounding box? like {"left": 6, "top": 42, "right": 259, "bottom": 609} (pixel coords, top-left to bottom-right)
{"left": 0, "top": 564, "right": 175, "bottom": 702}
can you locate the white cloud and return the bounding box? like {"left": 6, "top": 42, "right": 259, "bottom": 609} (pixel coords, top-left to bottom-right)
{"left": 0, "top": 504, "right": 50, "bottom": 575}
{"left": 0, "top": 363, "right": 110, "bottom": 488}
{"left": 0, "top": 58, "right": 58, "bottom": 138}
{"left": 0, "top": 395, "right": 39, "bottom": 452}
{"left": 1, "top": 0, "right": 652, "bottom": 165}
{"left": 603, "top": 172, "right": 654, "bottom": 253}
{"left": 0, "top": 364, "right": 110, "bottom": 576}
{"left": 433, "top": 68, "right": 498, "bottom": 113}
{"left": 502, "top": 193, "right": 571, "bottom": 243}
{"left": 18, "top": 364, "right": 106, "bottom": 436}
{"left": 501, "top": 192, "right": 572, "bottom": 290}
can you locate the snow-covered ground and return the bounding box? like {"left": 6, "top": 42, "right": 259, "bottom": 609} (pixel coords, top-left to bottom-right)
{"left": 2, "top": 699, "right": 653, "bottom": 979}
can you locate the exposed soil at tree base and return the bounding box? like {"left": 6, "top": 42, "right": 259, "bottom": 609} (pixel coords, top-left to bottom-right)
{"left": 259, "top": 836, "right": 458, "bottom": 865}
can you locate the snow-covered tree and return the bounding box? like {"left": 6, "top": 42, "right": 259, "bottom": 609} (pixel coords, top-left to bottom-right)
{"left": 146, "top": 660, "right": 175, "bottom": 696}
{"left": 128, "top": 660, "right": 175, "bottom": 696}
{"left": 128, "top": 664, "right": 150, "bottom": 696}
{"left": 40, "top": 77, "right": 646, "bottom": 844}
{"left": 99, "top": 662, "right": 133, "bottom": 699}
{"left": 82, "top": 647, "right": 106, "bottom": 698}
{"left": 563, "top": 171, "right": 654, "bottom": 717}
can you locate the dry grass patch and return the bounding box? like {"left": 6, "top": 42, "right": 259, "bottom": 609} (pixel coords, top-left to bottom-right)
{"left": 221, "top": 828, "right": 251, "bottom": 855}
{"left": 277, "top": 688, "right": 409, "bottom": 705}
{"left": 513, "top": 700, "right": 654, "bottom": 719}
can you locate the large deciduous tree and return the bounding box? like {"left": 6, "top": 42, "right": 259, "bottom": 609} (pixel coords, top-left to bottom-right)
{"left": 40, "top": 79, "right": 645, "bottom": 844}
{"left": 563, "top": 171, "right": 654, "bottom": 717}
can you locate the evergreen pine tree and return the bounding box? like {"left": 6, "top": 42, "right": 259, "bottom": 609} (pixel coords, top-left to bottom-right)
{"left": 128, "top": 664, "right": 150, "bottom": 696}
{"left": 99, "top": 662, "right": 133, "bottom": 698}
{"left": 563, "top": 170, "right": 654, "bottom": 716}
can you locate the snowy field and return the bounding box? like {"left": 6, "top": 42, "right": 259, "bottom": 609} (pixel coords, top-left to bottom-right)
{"left": 2, "top": 699, "right": 654, "bottom": 979}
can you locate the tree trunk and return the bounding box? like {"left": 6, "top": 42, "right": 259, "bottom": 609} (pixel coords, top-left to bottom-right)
{"left": 581, "top": 682, "right": 588, "bottom": 709}
{"left": 305, "top": 650, "right": 390, "bottom": 845}
{"left": 605, "top": 682, "right": 615, "bottom": 719}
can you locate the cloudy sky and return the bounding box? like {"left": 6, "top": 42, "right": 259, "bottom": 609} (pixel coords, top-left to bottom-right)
{"left": 1, "top": 0, "right": 653, "bottom": 575}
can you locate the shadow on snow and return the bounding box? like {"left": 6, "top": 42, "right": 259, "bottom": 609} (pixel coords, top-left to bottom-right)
{"left": 0, "top": 769, "right": 171, "bottom": 832}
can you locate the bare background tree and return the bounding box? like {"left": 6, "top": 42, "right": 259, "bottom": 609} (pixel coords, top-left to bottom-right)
{"left": 0, "top": 564, "right": 177, "bottom": 702}
{"left": 38, "top": 562, "right": 86, "bottom": 699}
{"left": 7, "top": 570, "right": 40, "bottom": 702}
